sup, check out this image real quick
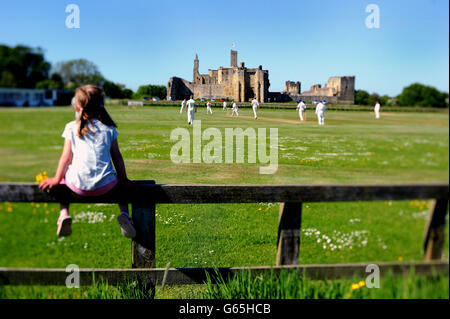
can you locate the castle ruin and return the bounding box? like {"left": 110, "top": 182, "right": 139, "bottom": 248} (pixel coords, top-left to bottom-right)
{"left": 167, "top": 50, "right": 270, "bottom": 102}
{"left": 167, "top": 50, "right": 355, "bottom": 104}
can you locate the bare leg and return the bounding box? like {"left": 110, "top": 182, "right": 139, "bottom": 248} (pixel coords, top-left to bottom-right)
{"left": 117, "top": 203, "right": 136, "bottom": 238}
{"left": 57, "top": 202, "right": 72, "bottom": 237}
{"left": 60, "top": 202, "right": 70, "bottom": 218}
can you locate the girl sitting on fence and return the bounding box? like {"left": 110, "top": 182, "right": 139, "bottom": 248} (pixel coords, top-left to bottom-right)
{"left": 39, "top": 85, "right": 136, "bottom": 238}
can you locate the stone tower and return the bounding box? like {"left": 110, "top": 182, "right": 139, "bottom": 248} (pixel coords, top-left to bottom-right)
{"left": 230, "top": 50, "right": 237, "bottom": 67}
{"left": 193, "top": 54, "right": 199, "bottom": 83}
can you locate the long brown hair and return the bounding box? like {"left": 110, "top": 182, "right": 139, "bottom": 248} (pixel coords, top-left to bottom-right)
{"left": 75, "top": 85, "right": 117, "bottom": 137}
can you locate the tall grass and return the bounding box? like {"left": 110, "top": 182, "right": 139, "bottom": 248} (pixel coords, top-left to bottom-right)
{"left": 202, "top": 268, "right": 449, "bottom": 299}
{"left": 0, "top": 279, "right": 155, "bottom": 299}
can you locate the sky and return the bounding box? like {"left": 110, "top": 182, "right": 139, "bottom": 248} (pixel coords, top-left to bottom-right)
{"left": 0, "top": 0, "right": 448, "bottom": 96}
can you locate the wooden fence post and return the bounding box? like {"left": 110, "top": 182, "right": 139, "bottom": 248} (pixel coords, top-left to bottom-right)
{"left": 424, "top": 198, "right": 449, "bottom": 261}
{"left": 276, "top": 202, "right": 302, "bottom": 266}
{"left": 131, "top": 181, "right": 156, "bottom": 269}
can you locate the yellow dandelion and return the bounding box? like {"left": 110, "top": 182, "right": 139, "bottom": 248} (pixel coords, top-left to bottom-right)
{"left": 51, "top": 208, "right": 55, "bottom": 212}
{"left": 7, "top": 207, "right": 13, "bottom": 213}
{"left": 44, "top": 203, "right": 48, "bottom": 207}
{"left": 351, "top": 283, "right": 360, "bottom": 290}
{"left": 45, "top": 210, "right": 50, "bottom": 214}
{"left": 258, "top": 207, "right": 262, "bottom": 211}
{"left": 32, "top": 209, "right": 37, "bottom": 214}
{"left": 358, "top": 281, "right": 365, "bottom": 288}
{"left": 346, "top": 293, "right": 351, "bottom": 298}
{"left": 0, "top": 205, "right": 3, "bottom": 211}
{"left": 265, "top": 207, "right": 270, "bottom": 211}
{"left": 30, "top": 202, "right": 35, "bottom": 206}
{"left": 398, "top": 256, "right": 404, "bottom": 262}
{"left": 36, "top": 204, "right": 40, "bottom": 208}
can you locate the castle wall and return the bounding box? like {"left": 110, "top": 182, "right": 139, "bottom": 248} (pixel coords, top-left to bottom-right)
{"left": 284, "top": 81, "right": 301, "bottom": 95}
{"left": 167, "top": 77, "right": 194, "bottom": 100}
{"left": 193, "top": 84, "right": 226, "bottom": 100}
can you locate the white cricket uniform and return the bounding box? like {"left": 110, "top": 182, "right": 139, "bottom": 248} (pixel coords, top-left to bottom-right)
{"left": 374, "top": 103, "right": 380, "bottom": 119}
{"left": 180, "top": 100, "right": 187, "bottom": 114}
{"left": 223, "top": 101, "right": 227, "bottom": 110}
{"left": 206, "top": 102, "right": 213, "bottom": 114}
{"left": 231, "top": 102, "right": 239, "bottom": 116}
{"left": 315, "top": 102, "right": 326, "bottom": 125}
{"left": 251, "top": 99, "right": 259, "bottom": 119}
{"left": 186, "top": 99, "right": 196, "bottom": 124}
{"left": 297, "top": 102, "right": 306, "bottom": 121}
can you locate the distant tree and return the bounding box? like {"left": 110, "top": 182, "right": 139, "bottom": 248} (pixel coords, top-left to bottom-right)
{"left": 134, "top": 85, "right": 167, "bottom": 99}
{"left": 368, "top": 93, "right": 380, "bottom": 106}
{"left": 397, "top": 83, "right": 448, "bottom": 108}
{"left": 103, "top": 81, "right": 134, "bottom": 99}
{"left": 35, "top": 73, "right": 64, "bottom": 90}
{"left": 103, "top": 80, "right": 124, "bottom": 98}
{"left": 0, "top": 71, "right": 16, "bottom": 87}
{"left": 122, "top": 88, "right": 134, "bottom": 99}
{"left": 0, "top": 44, "right": 51, "bottom": 88}
{"left": 355, "top": 90, "right": 370, "bottom": 105}
{"left": 53, "top": 59, "right": 104, "bottom": 90}
{"left": 379, "top": 95, "right": 390, "bottom": 106}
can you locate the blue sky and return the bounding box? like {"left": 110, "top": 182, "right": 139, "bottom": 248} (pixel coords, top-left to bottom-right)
{"left": 1, "top": 0, "right": 448, "bottom": 96}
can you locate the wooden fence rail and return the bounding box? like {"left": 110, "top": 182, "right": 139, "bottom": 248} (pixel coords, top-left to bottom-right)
{"left": 0, "top": 182, "right": 448, "bottom": 286}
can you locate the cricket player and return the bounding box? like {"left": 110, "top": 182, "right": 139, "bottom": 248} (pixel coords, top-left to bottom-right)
{"left": 186, "top": 95, "right": 196, "bottom": 125}
{"left": 315, "top": 100, "right": 326, "bottom": 125}
{"left": 206, "top": 101, "right": 213, "bottom": 114}
{"left": 223, "top": 101, "right": 227, "bottom": 110}
{"left": 296, "top": 99, "right": 306, "bottom": 121}
{"left": 180, "top": 98, "right": 187, "bottom": 114}
{"left": 374, "top": 101, "right": 381, "bottom": 119}
{"left": 231, "top": 102, "right": 239, "bottom": 116}
{"left": 251, "top": 97, "right": 259, "bottom": 119}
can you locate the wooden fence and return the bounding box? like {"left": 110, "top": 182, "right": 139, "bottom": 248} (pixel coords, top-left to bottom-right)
{"left": 0, "top": 182, "right": 448, "bottom": 286}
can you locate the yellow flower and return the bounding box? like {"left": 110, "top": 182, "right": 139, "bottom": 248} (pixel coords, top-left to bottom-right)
{"left": 32, "top": 209, "right": 37, "bottom": 214}
{"left": 258, "top": 207, "right": 262, "bottom": 211}
{"left": 346, "top": 293, "right": 351, "bottom": 298}
{"left": 265, "top": 207, "right": 270, "bottom": 211}
{"left": 45, "top": 210, "right": 50, "bottom": 214}
{"left": 44, "top": 203, "right": 48, "bottom": 208}
{"left": 35, "top": 172, "right": 48, "bottom": 183}
{"left": 358, "top": 281, "right": 365, "bottom": 288}
{"left": 7, "top": 207, "right": 13, "bottom": 213}
{"left": 0, "top": 205, "right": 3, "bottom": 211}
{"left": 351, "top": 283, "right": 360, "bottom": 290}
{"left": 398, "top": 256, "right": 404, "bottom": 261}
{"left": 36, "top": 204, "right": 40, "bottom": 208}
{"left": 30, "top": 202, "right": 35, "bottom": 206}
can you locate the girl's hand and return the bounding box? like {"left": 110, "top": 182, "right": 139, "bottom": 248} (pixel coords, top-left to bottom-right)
{"left": 39, "top": 177, "right": 60, "bottom": 191}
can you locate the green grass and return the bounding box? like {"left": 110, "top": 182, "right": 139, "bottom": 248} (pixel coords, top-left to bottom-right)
{"left": 202, "top": 268, "right": 449, "bottom": 299}
{"left": 0, "top": 105, "right": 448, "bottom": 298}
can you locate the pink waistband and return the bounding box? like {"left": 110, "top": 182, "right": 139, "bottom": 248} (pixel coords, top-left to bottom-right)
{"left": 61, "top": 177, "right": 118, "bottom": 197}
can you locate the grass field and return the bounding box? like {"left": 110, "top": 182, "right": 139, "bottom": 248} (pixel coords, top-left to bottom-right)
{"left": 0, "top": 105, "right": 448, "bottom": 299}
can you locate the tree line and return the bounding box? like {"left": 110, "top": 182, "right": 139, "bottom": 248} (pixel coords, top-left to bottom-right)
{"left": 355, "top": 84, "right": 448, "bottom": 108}
{"left": 0, "top": 44, "right": 167, "bottom": 100}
